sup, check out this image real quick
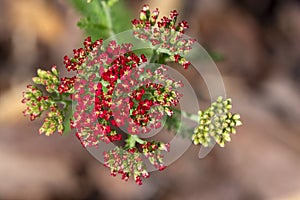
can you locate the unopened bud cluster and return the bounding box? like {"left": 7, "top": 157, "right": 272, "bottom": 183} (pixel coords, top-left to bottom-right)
{"left": 192, "top": 97, "right": 242, "bottom": 147}
{"left": 32, "top": 66, "right": 60, "bottom": 92}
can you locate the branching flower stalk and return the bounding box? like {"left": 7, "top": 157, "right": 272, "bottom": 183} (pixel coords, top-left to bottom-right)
{"left": 22, "top": 3, "right": 242, "bottom": 185}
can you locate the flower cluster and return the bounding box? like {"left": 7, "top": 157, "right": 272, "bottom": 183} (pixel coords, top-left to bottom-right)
{"left": 72, "top": 41, "right": 146, "bottom": 147}
{"left": 129, "top": 83, "right": 175, "bottom": 127}
{"left": 103, "top": 147, "right": 149, "bottom": 185}
{"left": 22, "top": 83, "right": 66, "bottom": 136}
{"left": 192, "top": 97, "right": 242, "bottom": 147}
{"left": 22, "top": 35, "right": 186, "bottom": 184}
{"left": 111, "top": 64, "right": 183, "bottom": 134}
{"left": 132, "top": 5, "right": 196, "bottom": 69}
{"left": 132, "top": 5, "right": 188, "bottom": 33}
{"left": 65, "top": 36, "right": 184, "bottom": 183}
{"left": 22, "top": 85, "right": 52, "bottom": 121}
{"left": 103, "top": 139, "right": 170, "bottom": 185}
{"left": 21, "top": 4, "right": 242, "bottom": 186}
{"left": 58, "top": 76, "right": 76, "bottom": 94}
{"left": 141, "top": 141, "right": 170, "bottom": 171}
{"left": 22, "top": 38, "right": 103, "bottom": 135}
{"left": 32, "top": 67, "right": 60, "bottom": 93}
{"left": 39, "top": 105, "right": 64, "bottom": 136}
{"left": 63, "top": 36, "right": 102, "bottom": 72}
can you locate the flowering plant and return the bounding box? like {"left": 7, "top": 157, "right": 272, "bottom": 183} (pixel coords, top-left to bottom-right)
{"left": 22, "top": 1, "right": 241, "bottom": 185}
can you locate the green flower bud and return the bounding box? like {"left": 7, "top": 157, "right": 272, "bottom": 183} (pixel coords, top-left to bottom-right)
{"left": 192, "top": 96, "right": 242, "bottom": 147}
{"left": 51, "top": 66, "right": 59, "bottom": 76}
{"left": 32, "top": 77, "right": 42, "bottom": 84}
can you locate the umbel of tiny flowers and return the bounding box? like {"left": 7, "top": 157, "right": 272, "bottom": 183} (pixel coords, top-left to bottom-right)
{"left": 103, "top": 147, "right": 149, "bottom": 185}
{"left": 21, "top": 34, "right": 184, "bottom": 184}
{"left": 69, "top": 38, "right": 182, "bottom": 184}
{"left": 22, "top": 67, "right": 67, "bottom": 135}
{"left": 21, "top": 3, "right": 242, "bottom": 185}
{"left": 103, "top": 140, "right": 170, "bottom": 185}
{"left": 192, "top": 97, "right": 242, "bottom": 147}
{"left": 132, "top": 5, "right": 195, "bottom": 69}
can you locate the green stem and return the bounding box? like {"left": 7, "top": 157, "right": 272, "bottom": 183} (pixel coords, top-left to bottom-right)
{"left": 150, "top": 50, "right": 158, "bottom": 63}
{"left": 126, "top": 135, "right": 145, "bottom": 149}
{"left": 53, "top": 93, "right": 72, "bottom": 109}
{"left": 101, "top": 1, "right": 115, "bottom": 37}
{"left": 173, "top": 107, "right": 199, "bottom": 122}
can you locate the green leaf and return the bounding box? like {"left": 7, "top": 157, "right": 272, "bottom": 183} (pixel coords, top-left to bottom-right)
{"left": 62, "top": 108, "right": 73, "bottom": 136}
{"left": 69, "top": 0, "right": 133, "bottom": 40}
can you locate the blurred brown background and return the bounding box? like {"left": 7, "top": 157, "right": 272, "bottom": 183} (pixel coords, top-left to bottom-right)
{"left": 0, "top": 0, "right": 300, "bottom": 199}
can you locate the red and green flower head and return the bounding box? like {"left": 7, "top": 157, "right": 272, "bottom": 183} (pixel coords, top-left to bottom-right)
{"left": 21, "top": 4, "right": 241, "bottom": 185}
